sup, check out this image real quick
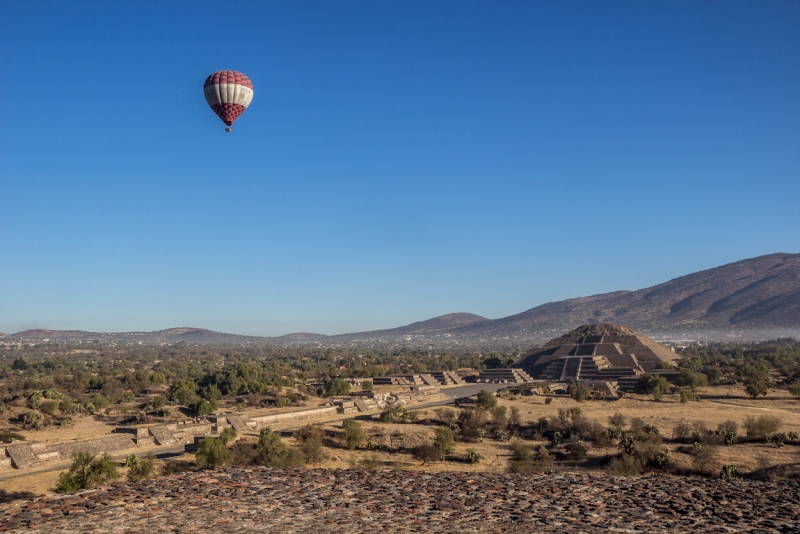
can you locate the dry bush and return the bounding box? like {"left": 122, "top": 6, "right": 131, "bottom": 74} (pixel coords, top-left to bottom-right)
{"left": 629, "top": 417, "right": 645, "bottom": 433}
{"left": 743, "top": 415, "right": 782, "bottom": 439}
{"left": 688, "top": 442, "right": 719, "bottom": 474}
{"left": 717, "top": 420, "right": 738, "bottom": 436}
{"left": 606, "top": 454, "right": 643, "bottom": 476}
{"left": 294, "top": 424, "right": 325, "bottom": 463}
{"left": 161, "top": 460, "right": 194, "bottom": 475}
{"left": 608, "top": 412, "right": 627, "bottom": 429}
{"left": 434, "top": 408, "right": 456, "bottom": 425}
{"left": 672, "top": 420, "right": 691, "bottom": 440}
{"left": 229, "top": 440, "right": 259, "bottom": 465}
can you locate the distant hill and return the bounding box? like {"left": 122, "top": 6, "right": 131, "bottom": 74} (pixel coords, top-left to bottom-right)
{"left": 447, "top": 252, "right": 800, "bottom": 341}
{"left": 4, "top": 253, "right": 798, "bottom": 346}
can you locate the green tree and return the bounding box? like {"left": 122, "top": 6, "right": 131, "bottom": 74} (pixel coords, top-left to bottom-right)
{"left": 434, "top": 427, "right": 455, "bottom": 454}
{"left": 219, "top": 427, "right": 238, "bottom": 445}
{"left": 476, "top": 390, "right": 497, "bottom": 410}
{"left": 702, "top": 366, "right": 724, "bottom": 385}
{"left": 195, "top": 438, "right": 231, "bottom": 470}
{"left": 125, "top": 453, "right": 157, "bottom": 482}
{"left": 789, "top": 383, "right": 800, "bottom": 400}
{"left": 744, "top": 377, "right": 768, "bottom": 399}
{"left": 361, "top": 380, "right": 373, "bottom": 391}
{"left": 676, "top": 368, "right": 708, "bottom": 391}
{"left": 342, "top": 419, "right": 365, "bottom": 450}
{"left": 324, "top": 378, "right": 351, "bottom": 397}
{"left": 55, "top": 452, "right": 120, "bottom": 493}
{"left": 635, "top": 374, "right": 671, "bottom": 400}
{"left": 191, "top": 398, "right": 219, "bottom": 416}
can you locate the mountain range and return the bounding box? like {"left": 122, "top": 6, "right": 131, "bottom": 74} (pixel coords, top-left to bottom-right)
{"left": 3, "top": 252, "right": 799, "bottom": 346}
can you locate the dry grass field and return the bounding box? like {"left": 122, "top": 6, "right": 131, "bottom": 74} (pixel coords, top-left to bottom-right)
{"left": 3, "top": 384, "right": 798, "bottom": 502}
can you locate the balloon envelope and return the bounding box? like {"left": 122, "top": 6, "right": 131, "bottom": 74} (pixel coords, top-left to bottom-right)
{"left": 203, "top": 70, "right": 254, "bottom": 128}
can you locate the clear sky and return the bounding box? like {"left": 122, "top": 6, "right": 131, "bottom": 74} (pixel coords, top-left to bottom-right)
{"left": 1, "top": 1, "right": 798, "bottom": 336}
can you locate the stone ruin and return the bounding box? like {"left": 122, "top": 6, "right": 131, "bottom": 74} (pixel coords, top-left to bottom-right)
{"left": 371, "top": 371, "right": 464, "bottom": 386}
{"left": 0, "top": 385, "right": 443, "bottom": 470}
{"left": 513, "top": 323, "right": 681, "bottom": 391}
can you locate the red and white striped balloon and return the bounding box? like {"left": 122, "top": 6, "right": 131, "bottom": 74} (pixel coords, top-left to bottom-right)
{"left": 203, "top": 70, "right": 254, "bottom": 131}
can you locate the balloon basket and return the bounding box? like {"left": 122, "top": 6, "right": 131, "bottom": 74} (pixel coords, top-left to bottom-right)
{"left": 225, "top": 127, "right": 232, "bottom": 132}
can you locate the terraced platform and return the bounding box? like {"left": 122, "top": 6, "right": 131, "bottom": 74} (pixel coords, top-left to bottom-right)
{"left": 2, "top": 468, "right": 798, "bottom": 533}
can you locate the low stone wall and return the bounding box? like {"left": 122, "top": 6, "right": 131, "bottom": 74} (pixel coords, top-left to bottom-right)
{"left": 250, "top": 407, "right": 337, "bottom": 426}
{"left": 49, "top": 435, "right": 135, "bottom": 459}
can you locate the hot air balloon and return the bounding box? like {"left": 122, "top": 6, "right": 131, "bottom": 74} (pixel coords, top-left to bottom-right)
{"left": 203, "top": 70, "right": 254, "bottom": 132}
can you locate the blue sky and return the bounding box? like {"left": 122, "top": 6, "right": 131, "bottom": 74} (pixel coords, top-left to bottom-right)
{"left": 2, "top": 1, "right": 798, "bottom": 336}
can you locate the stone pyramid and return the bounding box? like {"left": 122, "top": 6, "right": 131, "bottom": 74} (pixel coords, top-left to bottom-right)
{"left": 514, "top": 323, "right": 680, "bottom": 381}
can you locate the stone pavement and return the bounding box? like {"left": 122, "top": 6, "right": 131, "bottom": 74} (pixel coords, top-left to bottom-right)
{"left": 1, "top": 468, "right": 798, "bottom": 533}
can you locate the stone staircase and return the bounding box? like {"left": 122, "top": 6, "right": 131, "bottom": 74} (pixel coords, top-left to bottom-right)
{"left": 475, "top": 368, "right": 535, "bottom": 383}
{"left": 224, "top": 414, "right": 250, "bottom": 432}
{"left": 148, "top": 426, "right": 177, "bottom": 446}
{"left": 6, "top": 444, "right": 41, "bottom": 469}
{"left": 430, "top": 371, "right": 465, "bottom": 385}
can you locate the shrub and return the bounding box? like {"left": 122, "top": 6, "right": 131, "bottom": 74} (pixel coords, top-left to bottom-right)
{"left": 257, "top": 428, "right": 306, "bottom": 467}
{"left": 457, "top": 408, "right": 489, "bottom": 442}
{"left": 629, "top": 418, "right": 645, "bottom": 433}
{"left": 689, "top": 442, "right": 718, "bottom": 474}
{"left": 544, "top": 397, "right": 553, "bottom": 405}
{"left": 195, "top": 438, "right": 231, "bottom": 470}
{"left": 476, "top": 390, "right": 497, "bottom": 410}
{"left": 743, "top": 415, "right": 782, "bottom": 439}
{"left": 606, "top": 425, "right": 622, "bottom": 440}
{"left": 342, "top": 419, "right": 365, "bottom": 450}
{"left": 717, "top": 420, "right": 738, "bottom": 436}
{"left": 606, "top": 454, "right": 642, "bottom": 476}
{"left": 720, "top": 464, "right": 740, "bottom": 480}
{"left": 55, "top": 452, "right": 120, "bottom": 493}
{"left": 39, "top": 400, "right": 58, "bottom": 416}
{"left": 219, "top": 427, "right": 237, "bottom": 445}
{"left": 568, "top": 381, "right": 590, "bottom": 402}
{"left": 434, "top": 408, "right": 456, "bottom": 425}
{"left": 229, "top": 441, "right": 260, "bottom": 465}
{"left": 20, "top": 410, "right": 42, "bottom": 429}
{"left": 565, "top": 440, "right": 588, "bottom": 460}
{"left": 679, "top": 389, "right": 698, "bottom": 403}
{"left": 294, "top": 425, "right": 325, "bottom": 462}
{"left": 379, "top": 404, "right": 405, "bottom": 424}
{"left": 125, "top": 453, "right": 157, "bottom": 482}
{"left": 508, "top": 406, "right": 521, "bottom": 427}
{"left": 413, "top": 443, "right": 442, "bottom": 463}
{"left": 361, "top": 381, "right": 373, "bottom": 391}
{"left": 467, "top": 449, "right": 481, "bottom": 464}
{"left": 508, "top": 440, "right": 534, "bottom": 473}
{"left": 434, "top": 427, "right": 455, "bottom": 454}
{"left": 160, "top": 460, "right": 194, "bottom": 475}
{"left": 788, "top": 383, "right": 800, "bottom": 399}
{"left": 491, "top": 405, "right": 507, "bottom": 425}
{"left": 59, "top": 399, "right": 78, "bottom": 415}
{"left": 608, "top": 412, "right": 626, "bottom": 429}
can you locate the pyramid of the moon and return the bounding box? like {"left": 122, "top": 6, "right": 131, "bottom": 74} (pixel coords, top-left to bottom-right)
{"left": 513, "top": 323, "right": 680, "bottom": 382}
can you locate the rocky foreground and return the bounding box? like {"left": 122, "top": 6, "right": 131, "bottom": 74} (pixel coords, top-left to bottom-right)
{"left": 1, "top": 468, "right": 799, "bottom": 533}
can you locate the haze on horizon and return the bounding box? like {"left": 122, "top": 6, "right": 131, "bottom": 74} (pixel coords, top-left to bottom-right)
{"left": 2, "top": 1, "right": 799, "bottom": 337}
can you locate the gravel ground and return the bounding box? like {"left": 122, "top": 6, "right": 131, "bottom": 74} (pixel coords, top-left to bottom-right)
{"left": 1, "top": 467, "right": 798, "bottom": 533}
